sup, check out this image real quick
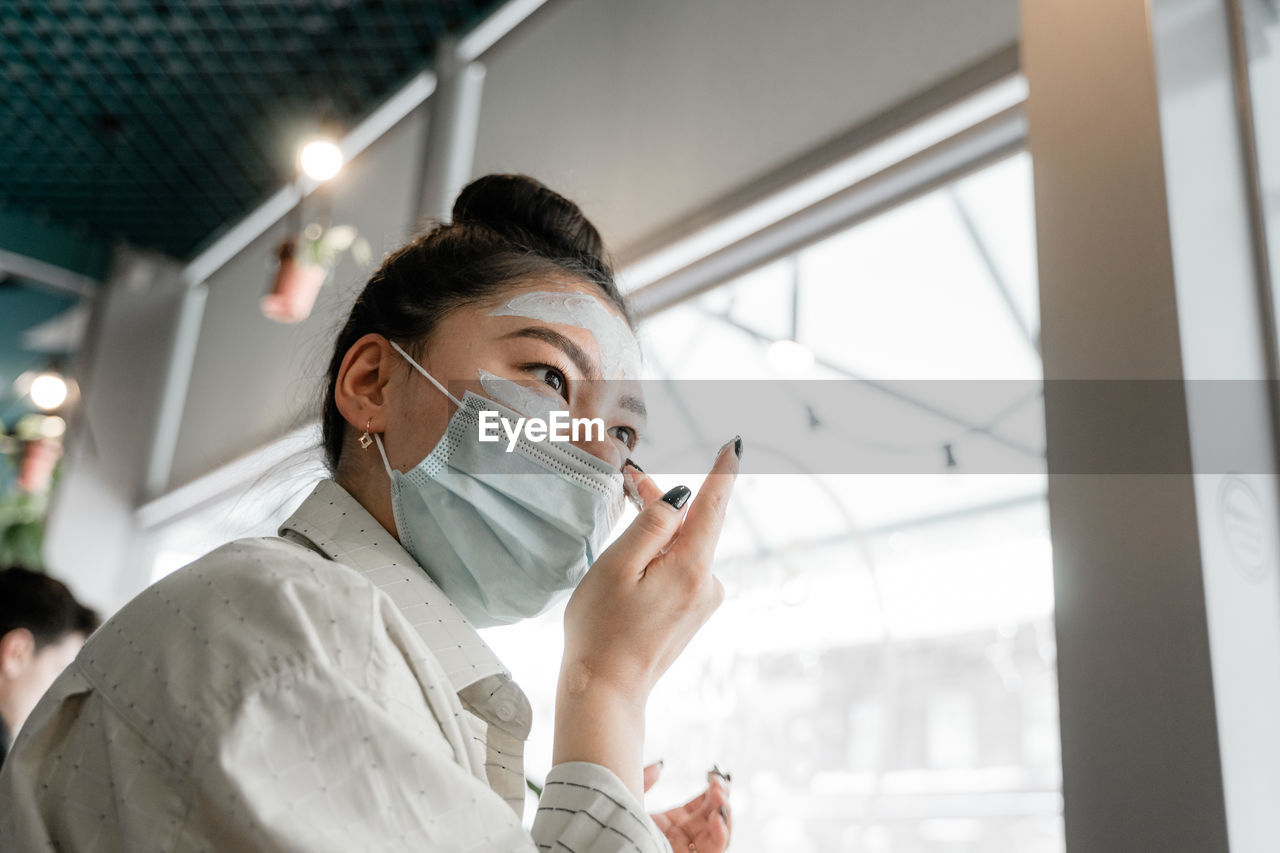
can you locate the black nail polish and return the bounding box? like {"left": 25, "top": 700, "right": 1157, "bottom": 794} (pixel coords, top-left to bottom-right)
{"left": 661, "top": 485, "right": 691, "bottom": 509}
{"left": 719, "top": 806, "right": 728, "bottom": 824}
{"left": 625, "top": 457, "right": 644, "bottom": 473}
{"left": 732, "top": 435, "right": 742, "bottom": 459}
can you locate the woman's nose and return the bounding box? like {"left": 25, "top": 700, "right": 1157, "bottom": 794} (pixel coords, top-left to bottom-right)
{"left": 571, "top": 433, "right": 625, "bottom": 470}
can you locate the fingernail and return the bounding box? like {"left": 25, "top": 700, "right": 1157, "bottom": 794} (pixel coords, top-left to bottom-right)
{"left": 719, "top": 435, "right": 743, "bottom": 460}
{"left": 661, "top": 485, "right": 691, "bottom": 509}
{"left": 719, "top": 806, "right": 728, "bottom": 824}
{"left": 709, "top": 764, "right": 732, "bottom": 783}
{"left": 622, "top": 469, "right": 643, "bottom": 510}
{"left": 624, "top": 457, "right": 644, "bottom": 473}
{"left": 658, "top": 758, "right": 665, "bottom": 767}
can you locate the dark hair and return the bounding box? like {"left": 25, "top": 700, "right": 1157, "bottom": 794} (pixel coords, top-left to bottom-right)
{"left": 321, "top": 174, "right": 633, "bottom": 471}
{"left": 0, "top": 566, "right": 100, "bottom": 650}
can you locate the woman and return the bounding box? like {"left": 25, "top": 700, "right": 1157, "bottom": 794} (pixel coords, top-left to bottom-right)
{"left": 0, "top": 175, "right": 738, "bottom": 853}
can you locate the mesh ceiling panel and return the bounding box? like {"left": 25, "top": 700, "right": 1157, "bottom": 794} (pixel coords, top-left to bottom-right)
{"left": 0, "top": 0, "right": 503, "bottom": 258}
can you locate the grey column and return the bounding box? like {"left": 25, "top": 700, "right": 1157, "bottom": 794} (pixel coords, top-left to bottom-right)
{"left": 143, "top": 279, "right": 207, "bottom": 500}
{"left": 44, "top": 246, "right": 191, "bottom": 609}
{"left": 1022, "top": 0, "right": 1280, "bottom": 850}
{"left": 416, "top": 38, "right": 487, "bottom": 225}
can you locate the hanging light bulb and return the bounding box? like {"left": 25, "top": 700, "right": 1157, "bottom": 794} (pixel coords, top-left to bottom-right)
{"left": 29, "top": 373, "right": 68, "bottom": 410}
{"left": 299, "top": 138, "right": 343, "bottom": 181}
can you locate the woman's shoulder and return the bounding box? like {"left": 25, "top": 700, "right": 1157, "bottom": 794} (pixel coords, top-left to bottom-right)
{"left": 76, "top": 535, "right": 387, "bottom": 749}
{"left": 118, "top": 533, "right": 380, "bottom": 649}
{"left": 128, "top": 535, "right": 375, "bottom": 632}
{"left": 164, "top": 533, "right": 361, "bottom": 590}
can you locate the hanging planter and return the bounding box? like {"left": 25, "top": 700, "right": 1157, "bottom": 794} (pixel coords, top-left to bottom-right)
{"left": 17, "top": 437, "right": 60, "bottom": 495}
{"left": 262, "top": 237, "right": 328, "bottom": 323}
{"left": 9, "top": 414, "right": 64, "bottom": 496}
{"left": 262, "top": 223, "right": 371, "bottom": 324}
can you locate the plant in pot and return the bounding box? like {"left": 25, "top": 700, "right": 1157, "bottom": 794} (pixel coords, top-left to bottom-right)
{"left": 0, "top": 415, "right": 64, "bottom": 569}
{"left": 262, "top": 222, "right": 371, "bottom": 324}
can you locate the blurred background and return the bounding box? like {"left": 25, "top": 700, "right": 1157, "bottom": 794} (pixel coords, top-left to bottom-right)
{"left": 4, "top": 1, "right": 1280, "bottom": 851}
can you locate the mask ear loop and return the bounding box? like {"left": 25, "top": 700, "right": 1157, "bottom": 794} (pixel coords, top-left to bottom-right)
{"left": 388, "top": 339, "right": 464, "bottom": 410}
{"left": 373, "top": 433, "right": 394, "bottom": 479}
{"left": 378, "top": 340, "right": 470, "bottom": 482}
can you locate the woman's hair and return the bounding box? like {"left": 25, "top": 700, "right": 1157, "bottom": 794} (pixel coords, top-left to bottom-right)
{"left": 321, "top": 173, "right": 632, "bottom": 471}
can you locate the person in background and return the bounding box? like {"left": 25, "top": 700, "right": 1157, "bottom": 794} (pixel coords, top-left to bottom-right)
{"left": 0, "top": 566, "right": 100, "bottom": 768}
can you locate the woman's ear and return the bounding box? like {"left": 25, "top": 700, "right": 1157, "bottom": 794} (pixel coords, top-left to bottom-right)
{"left": 0, "top": 627, "right": 35, "bottom": 679}
{"left": 334, "top": 333, "right": 395, "bottom": 436}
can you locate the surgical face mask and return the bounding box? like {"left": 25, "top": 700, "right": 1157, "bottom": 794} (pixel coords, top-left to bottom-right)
{"left": 373, "top": 341, "right": 627, "bottom": 628}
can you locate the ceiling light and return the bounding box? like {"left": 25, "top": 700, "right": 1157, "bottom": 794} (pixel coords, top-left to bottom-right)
{"left": 29, "top": 372, "right": 68, "bottom": 410}
{"left": 768, "top": 339, "right": 815, "bottom": 376}
{"left": 299, "top": 139, "right": 343, "bottom": 181}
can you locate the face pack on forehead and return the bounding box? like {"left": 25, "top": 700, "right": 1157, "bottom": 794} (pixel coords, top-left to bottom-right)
{"left": 488, "top": 290, "right": 642, "bottom": 380}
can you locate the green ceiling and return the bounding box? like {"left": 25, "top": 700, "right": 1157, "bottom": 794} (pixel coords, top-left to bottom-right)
{"left": 0, "top": 0, "right": 508, "bottom": 424}
{"left": 0, "top": 0, "right": 504, "bottom": 263}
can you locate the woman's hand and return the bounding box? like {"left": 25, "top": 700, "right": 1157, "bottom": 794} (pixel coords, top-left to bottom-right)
{"left": 562, "top": 438, "right": 739, "bottom": 698}
{"left": 552, "top": 437, "right": 741, "bottom": 800}
{"left": 646, "top": 763, "right": 733, "bottom": 853}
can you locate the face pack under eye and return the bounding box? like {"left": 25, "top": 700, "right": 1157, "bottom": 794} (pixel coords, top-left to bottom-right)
{"left": 523, "top": 363, "right": 569, "bottom": 399}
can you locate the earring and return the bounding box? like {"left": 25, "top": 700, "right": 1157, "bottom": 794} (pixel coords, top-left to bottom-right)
{"left": 359, "top": 419, "right": 373, "bottom": 450}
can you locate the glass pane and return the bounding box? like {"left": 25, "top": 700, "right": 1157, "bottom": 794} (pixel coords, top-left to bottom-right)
{"left": 797, "top": 165, "right": 1040, "bottom": 381}
{"left": 1240, "top": 3, "right": 1280, "bottom": 361}
{"left": 483, "top": 151, "right": 1060, "bottom": 852}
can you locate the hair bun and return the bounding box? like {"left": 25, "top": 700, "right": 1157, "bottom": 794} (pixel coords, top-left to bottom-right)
{"left": 452, "top": 174, "right": 608, "bottom": 267}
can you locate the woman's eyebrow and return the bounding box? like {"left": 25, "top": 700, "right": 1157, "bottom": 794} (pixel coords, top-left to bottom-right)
{"left": 618, "top": 393, "right": 647, "bottom": 420}
{"left": 498, "top": 325, "right": 597, "bottom": 378}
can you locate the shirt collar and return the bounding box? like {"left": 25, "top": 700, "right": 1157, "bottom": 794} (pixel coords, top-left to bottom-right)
{"left": 278, "top": 478, "right": 510, "bottom": 695}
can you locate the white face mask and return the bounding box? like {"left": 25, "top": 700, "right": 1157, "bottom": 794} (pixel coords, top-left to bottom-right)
{"left": 373, "top": 341, "right": 627, "bottom": 628}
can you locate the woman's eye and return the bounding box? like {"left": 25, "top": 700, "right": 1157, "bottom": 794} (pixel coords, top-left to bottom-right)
{"left": 610, "top": 425, "right": 637, "bottom": 450}
{"left": 529, "top": 364, "right": 568, "bottom": 399}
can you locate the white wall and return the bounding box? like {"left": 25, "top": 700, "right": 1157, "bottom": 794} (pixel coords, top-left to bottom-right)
{"left": 472, "top": 0, "right": 1018, "bottom": 257}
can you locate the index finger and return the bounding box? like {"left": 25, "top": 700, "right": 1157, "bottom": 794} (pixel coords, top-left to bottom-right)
{"left": 670, "top": 436, "right": 741, "bottom": 569}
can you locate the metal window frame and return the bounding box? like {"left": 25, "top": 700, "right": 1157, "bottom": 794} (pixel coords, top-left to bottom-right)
{"left": 620, "top": 46, "right": 1027, "bottom": 319}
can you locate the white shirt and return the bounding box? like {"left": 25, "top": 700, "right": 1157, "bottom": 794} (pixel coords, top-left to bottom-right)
{"left": 0, "top": 479, "right": 671, "bottom": 853}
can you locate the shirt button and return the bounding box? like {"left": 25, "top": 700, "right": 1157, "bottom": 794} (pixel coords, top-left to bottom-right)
{"left": 495, "top": 700, "right": 516, "bottom": 722}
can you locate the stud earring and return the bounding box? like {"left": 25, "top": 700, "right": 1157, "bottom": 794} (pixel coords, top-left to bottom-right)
{"left": 359, "top": 419, "right": 373, "bottom": 450}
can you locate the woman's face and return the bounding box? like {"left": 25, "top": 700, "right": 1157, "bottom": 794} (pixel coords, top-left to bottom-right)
{"left": 379, "top": 277, "right": 646, "bottom": 473}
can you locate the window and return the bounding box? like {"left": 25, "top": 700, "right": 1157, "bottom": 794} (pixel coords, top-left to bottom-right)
{"left": 1239, "top": 1, "right": 1280, "bottom": 360}
{"left": 482, "top": 151, "right": 1062, "bottom": 853}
